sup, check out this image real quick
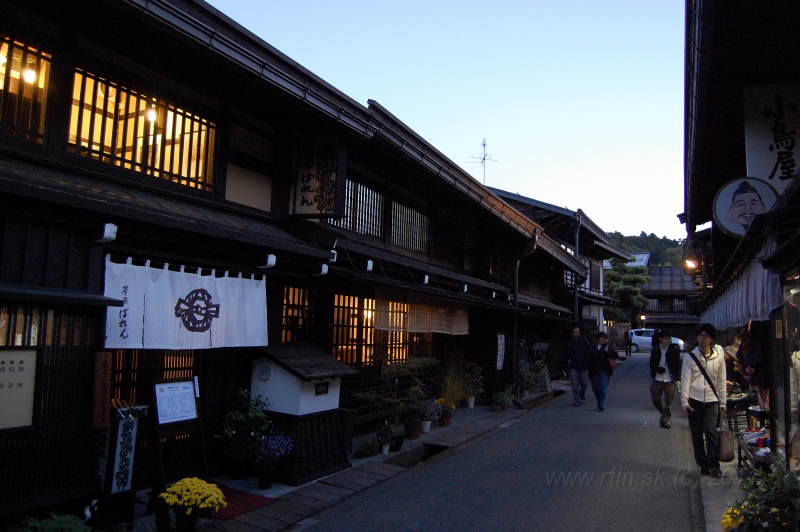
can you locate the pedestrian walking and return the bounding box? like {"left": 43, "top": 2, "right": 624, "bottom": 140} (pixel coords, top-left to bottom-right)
{"left": 625, "top": 330, "right": 632, "bottom": 357}
{"left": 589, "top": 332, "right": 619, "bottom": 411}
{"left": 681, "top": 323, "right": 727, "bottom": 477}
{"left": 567, "top": 325, "right": 591, "bottom": 406}
{"left": 650, "top": 329, "right": 681, "bottom": 428}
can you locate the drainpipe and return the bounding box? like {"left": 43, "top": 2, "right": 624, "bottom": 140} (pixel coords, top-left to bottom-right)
{"left": 573, "top": 213, "right": 582, "bottom": 322}
{"left": 513, "top": 258, "right": 520, "bottom": 400}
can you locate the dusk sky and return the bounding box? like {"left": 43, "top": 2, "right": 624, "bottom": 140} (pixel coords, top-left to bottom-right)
{"left": 206, "top": 1, "right": 686, "bottom": 240}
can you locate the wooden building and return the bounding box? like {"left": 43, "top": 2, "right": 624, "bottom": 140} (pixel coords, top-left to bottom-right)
{"left": 683, "top": 0, "right": 800, "bottom": 468}
{"left": 0, "top": 0, "right": 588, "bottom": 516}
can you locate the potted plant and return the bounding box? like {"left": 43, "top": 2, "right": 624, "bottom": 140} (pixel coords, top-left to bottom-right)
{"left": 255, "top": 427, "right": 293, "bottom": 489}
{"left": 520, "top": 359, "right": 547, "bottom": 394}
{"left": 420, "top": 398, "right": 442, "bottom": 433}
{"left": 435, "top": 398, "right": 456, "bottom": 427}
{"left": 464, "top": 362, "right": 484, "bottom": 408}
{"left": 376, "top": 418, "right": 399, "bottom": 454}
{"left": 213, "top": 389, "right": 271, "bottom": 478}
{"left": 721, "top": 460, "right": 800, "bottom": 531}
{"left": 439, "top": 363, "right": 472, "bottom": 408}
{"left": 159, "top": 477, "right": 227, "bottom": 532}
{"left": 357, "top": 356, "right": 438, "bottom": 447}
{"left": 492, "top": 385, "right": 515, "bottom": 411}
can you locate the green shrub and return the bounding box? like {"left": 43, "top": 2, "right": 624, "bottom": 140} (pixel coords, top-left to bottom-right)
{"left": 17, "top": 513, "right": 93, "bottom": 532}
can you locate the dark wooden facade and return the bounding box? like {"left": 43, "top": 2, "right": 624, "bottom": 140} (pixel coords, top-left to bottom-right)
{"left": 0, "top": 0, "right": 586, "bottom": 517}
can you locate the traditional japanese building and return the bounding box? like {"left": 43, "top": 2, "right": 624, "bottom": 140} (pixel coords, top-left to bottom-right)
{"left": 0, "top": 0, "right": 588, "bottom": 517}
{"left": 683, "top": 0, "right": 800, "bottom": 469}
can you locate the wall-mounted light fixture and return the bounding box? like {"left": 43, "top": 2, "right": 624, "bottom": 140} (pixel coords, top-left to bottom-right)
{"left": 258, "top": 254, "right": 277, "bottom": 268}
{"left": 330, "top": 249, "right": 338, "bottom": 263}
{"left": 423, "top": 275, "right": 429, "bottom": 284}
{"left": 94, "top": 223, "right": 118, "bottom": 244}
{"left": 684, "top": 258, "right": 698, "bottom": 270}
{"left": 492, "top": 291, "right": 496, "bottom": 298}
{"left": 463, "top": 284, "right": 468, "bottom": 293}
{"left": 313, "top": 264, "right": 328, "bottom": 276}
{"left": 366, "top": 260, "right": 373, "bottom": 272}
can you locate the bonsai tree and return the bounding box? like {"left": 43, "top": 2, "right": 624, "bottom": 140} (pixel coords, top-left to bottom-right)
{"left": 356, "top": 356, "right": 438, "bottom": 427}
{"left": 214, "top": 389, "right": 271, "bottom": 465}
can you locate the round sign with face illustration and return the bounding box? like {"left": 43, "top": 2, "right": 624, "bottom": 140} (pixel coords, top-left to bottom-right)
{"left": 712, "top": 178, "right": 778, "bottom": 237}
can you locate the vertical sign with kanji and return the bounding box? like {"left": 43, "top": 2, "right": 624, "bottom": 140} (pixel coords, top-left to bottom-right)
{"left": 293, "top": 138, "right": 347, "bottom": 217}
{"left": 94, "top": 352, "right": 112, "bottom": 429}
{"left": 497, "top": 334, "right": 506, "bottom": 370}
{"left": 0, "top": 349, "right": 37, "bottom": 430}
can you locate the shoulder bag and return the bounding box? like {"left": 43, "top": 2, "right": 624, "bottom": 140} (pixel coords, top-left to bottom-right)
{"left": 688, "top": 352, "right": 734, "bottom": 462}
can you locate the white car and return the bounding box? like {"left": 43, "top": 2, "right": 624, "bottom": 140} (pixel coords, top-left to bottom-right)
{"left": 629, "top": 329, "right": 685, "bottom": 352}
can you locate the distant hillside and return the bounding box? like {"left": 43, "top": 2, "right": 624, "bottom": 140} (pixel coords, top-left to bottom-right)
{"left": 607, "top": 232, "right": 684, "bottom": 266}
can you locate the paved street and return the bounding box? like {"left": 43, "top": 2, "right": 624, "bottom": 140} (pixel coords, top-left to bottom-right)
{"left": 293, "top": 354, "right": 705, "bottom": 532}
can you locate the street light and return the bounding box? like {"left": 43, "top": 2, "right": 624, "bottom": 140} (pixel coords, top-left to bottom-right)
{"left": 640, "top": 314, "right": 647, "bottom": 328}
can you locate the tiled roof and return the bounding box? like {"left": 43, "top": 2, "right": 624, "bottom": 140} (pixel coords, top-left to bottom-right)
{"left": 640, "top": 265, "right": 696, "bottom": 293}
{"left": 260, "top": 343, "right": 358, "bottom": 380}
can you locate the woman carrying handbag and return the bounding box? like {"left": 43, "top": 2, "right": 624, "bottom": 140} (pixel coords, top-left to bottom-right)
{"left": 680, "top": 323, "right": 728, "bottom": 477}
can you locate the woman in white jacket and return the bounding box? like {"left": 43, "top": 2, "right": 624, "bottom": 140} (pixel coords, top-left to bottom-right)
{"left": 681, "top": 323, "right": 727, "bottom": 477}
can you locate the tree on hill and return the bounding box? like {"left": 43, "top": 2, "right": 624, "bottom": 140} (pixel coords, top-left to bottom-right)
{"left": 604, "top": 257, "right": 651, "bottom": 326}
{"left": 607, "top": 231, "right": 683, "bottom": 266}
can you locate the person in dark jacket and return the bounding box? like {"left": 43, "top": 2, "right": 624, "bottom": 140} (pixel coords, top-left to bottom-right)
{"left": 589, "top": 332, "right": 619, "bottom": 412}
{"left": 567, "top": 325, "right": 591, "bottom": 407}
{"left": 650, "top": 329, "right": 682, "bottom": 429}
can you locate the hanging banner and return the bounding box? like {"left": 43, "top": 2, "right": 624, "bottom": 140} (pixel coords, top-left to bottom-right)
{"left": 103, "top": 258, "right": 267, "bottom": 349}
{"left": 744, "top": 82, "right": 800, "bottom": 196}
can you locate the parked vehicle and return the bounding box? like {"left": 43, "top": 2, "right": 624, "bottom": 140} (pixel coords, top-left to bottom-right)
{"left": 630, "top": 329, "right": 685, "bottom": 352}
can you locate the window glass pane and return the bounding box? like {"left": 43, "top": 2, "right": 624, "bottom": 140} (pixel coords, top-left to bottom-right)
{"left": 67, "top": 69, "right": 215, "bottom": 191}
{"left": 0, "top": 34, "right": 50, "bottom": 143}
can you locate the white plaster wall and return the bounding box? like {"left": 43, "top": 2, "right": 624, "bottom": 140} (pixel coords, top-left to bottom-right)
{"left": 250, "top": 357, "right": 340, "bottom": 416}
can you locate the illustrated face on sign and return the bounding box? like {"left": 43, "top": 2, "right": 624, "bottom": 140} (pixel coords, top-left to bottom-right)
{"left": 726, "top": 181, "right": 765, "bottom": 229}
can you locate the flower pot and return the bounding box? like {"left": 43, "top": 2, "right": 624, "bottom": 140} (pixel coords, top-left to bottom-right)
{"left": 258, "top": 468, "right": 274, "bottom": 490}
{"left": 381, "top": 444, "right": 390, "bottom": 455}
{"left": 174, "top": 510, "right": 199, "bottom": 532}
{"left": 404, "top": 421, "right": 423, "bottom": 440}
{"left": 389, "top": 432, "right": 405, "bottom": 452}
{"left": 468, "top": 396, "right": 475, "bottom": 409}
{"left": 421, "top": 420, "right": 432, "bottom": 433}
{"left": 439, "top": 413, "right": 453, "bottom": 427}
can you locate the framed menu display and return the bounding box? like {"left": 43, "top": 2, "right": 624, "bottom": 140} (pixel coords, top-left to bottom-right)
{"left": 0, "top": 348, "right": 38, "bottom": 430}
{"left": 153, "top": 378, "right": 198, "bottom": 425}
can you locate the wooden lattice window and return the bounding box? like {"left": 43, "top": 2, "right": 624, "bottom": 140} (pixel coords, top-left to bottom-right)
{"left": 0, "top": 34, "right": 50, "bottom": 144}
{"left": 329, "top": 178, "right": 383, "bottom": 238}
{"left": 68, "top": 68, "right": 216, "bottom": 191}
{"left": 110, "top": 349, "right": 197, "bottom": 405}
{"left": 673, "top": 299, "right": 687, "bottom": 311}
{"left": 391, "top": 202, "right": 428, "bottom": 253}
{"left": 281, "top": 286, "right": 314, "bottom": 342}
{"left": 331, "top": 295, "right": 374, "bottom": 367}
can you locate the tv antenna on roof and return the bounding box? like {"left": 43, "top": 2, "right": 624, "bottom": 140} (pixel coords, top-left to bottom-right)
{"left": 466, "top": 138, "right": 496, "bottom": 185}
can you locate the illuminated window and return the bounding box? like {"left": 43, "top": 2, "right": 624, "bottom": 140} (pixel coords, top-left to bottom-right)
{"left": 281, "top": 286, "right": 314, "bottom": 342}
{"left": 391, "top": 202, "right": 428, "bottom": 252}
{"left": 68, "top": 69, "right": 216, "bottom": 191}
{"left": 0, "top": 35, "right": 50, "bottom": 143}
{"left": 331, "top": 295, "right": 375, "bottom": 367}
{"left": 330, "top": 178, "right": 383, "bottom": 238}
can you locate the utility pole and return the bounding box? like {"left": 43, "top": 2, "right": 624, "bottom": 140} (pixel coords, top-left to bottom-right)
{"left": 467, "top": 138, "right": 496, "bottom": 185}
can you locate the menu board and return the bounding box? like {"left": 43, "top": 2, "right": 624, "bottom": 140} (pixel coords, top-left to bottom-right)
{"left": 154, "top": 379, "right": 198, "bottom": 425}
{"left": 0, "top": 349, "right": 37, "bottom": 430}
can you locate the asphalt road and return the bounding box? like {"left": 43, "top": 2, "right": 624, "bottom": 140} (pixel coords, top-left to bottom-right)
{"left": 296, "top": 354, "right": 703, "bottom": 532}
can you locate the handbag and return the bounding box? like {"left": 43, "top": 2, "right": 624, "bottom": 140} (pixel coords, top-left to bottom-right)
{"left": 718, "top": 416, "right": 735, "bottom": 463}
{"left": 608, "top": 357, "right": 619, "bottom": 369}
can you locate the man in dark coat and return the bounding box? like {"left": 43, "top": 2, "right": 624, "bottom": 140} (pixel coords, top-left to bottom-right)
{"left": 567, "top": 325, "right": 591, "bottom": 407}
{"left": 650, "top": 329, "right": 682, "bottom": 428}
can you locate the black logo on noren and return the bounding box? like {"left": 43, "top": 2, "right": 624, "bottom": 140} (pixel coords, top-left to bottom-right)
{"left": 175, "top": 289, "right": 219, "bottom": 332}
